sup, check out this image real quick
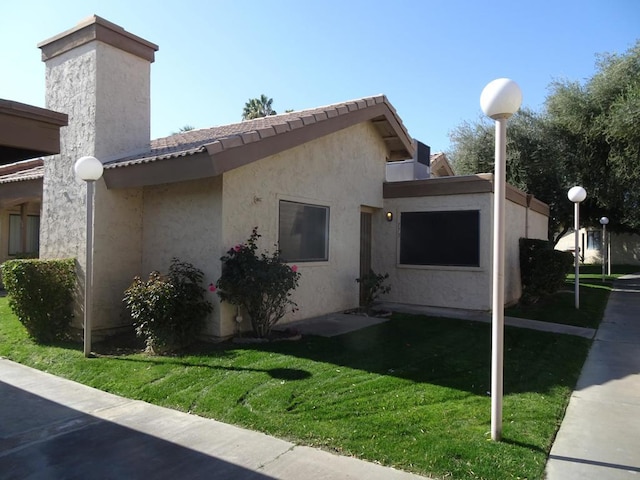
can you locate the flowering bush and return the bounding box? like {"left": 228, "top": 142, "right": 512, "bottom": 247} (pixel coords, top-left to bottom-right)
{"left": 216, "top": 227, "right": 301, "bottom": 338}
{"left": 123, "top": 258, "right": 212, "bottom": 353}
{"left": 356, "top": 270, "right": 391, "bottom": 314}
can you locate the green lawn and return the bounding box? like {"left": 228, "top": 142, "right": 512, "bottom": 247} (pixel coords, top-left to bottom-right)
{"left": 0, "top": 295, "right": 593, "bottom": 480}
{"left": 506, "top": 264, "right": 636, "bottom": 329}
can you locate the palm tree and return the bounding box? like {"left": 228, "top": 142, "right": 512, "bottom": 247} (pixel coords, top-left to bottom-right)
{"left": 171, "top": 125, "right": 195, "bottom": 135}
{"left": 242, "top": 94, "right": 277, "bottom": 120}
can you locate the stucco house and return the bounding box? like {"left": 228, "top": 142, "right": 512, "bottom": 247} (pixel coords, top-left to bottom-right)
{"left": 0, "top": 100, "right": 67, "bottom": 265}
{"left": 1, "top": 15, "right": 549, "bottom": 340}
{"left": 385, "top": 143, "right": 454, "bottom": 182}
{"left": 555, "top": 228, "right": 640, "bottom": 266}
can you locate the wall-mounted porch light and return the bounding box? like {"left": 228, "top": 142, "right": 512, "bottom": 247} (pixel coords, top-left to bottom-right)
{"left": 386, "top": 211, "right": 393, "bottom": 222}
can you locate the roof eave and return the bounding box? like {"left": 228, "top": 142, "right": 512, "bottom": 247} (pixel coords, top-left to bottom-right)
{"left": 0, "top": 99, "right": 68, "bottom": 164}
{"left": 104, "top": 96, "right": 414, "bottom": 189}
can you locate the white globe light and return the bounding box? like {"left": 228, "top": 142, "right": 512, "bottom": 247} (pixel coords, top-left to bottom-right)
{"left": 600, "top": 216, "right": 609, "bottom": 225}
{"left": 568, "top": 186, "right": 587, "bottom": 203}
{"left": 74, "top": 156, "right": 104, "bottom": 181}
{"left": 480, "top": 78, "right": 523, "bottom": 119}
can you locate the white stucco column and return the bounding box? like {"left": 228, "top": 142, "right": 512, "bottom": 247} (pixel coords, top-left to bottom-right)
{"left": 38, "top": 16, "right": 158, "bottom": 333}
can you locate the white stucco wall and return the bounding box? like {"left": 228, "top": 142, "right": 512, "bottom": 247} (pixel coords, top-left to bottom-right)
{"left": 556, "top": 229, "right": 640, "bottom": 266}
{"left": 141, "top": 176, "right": 222, "bottom": 336}
{"left": 94, "top": 42, "right": 152, "bottom": 160}
{"left": 376, "top": 192, "right": 547, "bottom": 311}
{"left": 40, "top": 39, "right": 152, "bottom": 331}
{"left": 505, "top": 198, "right": 525, "bottom": 303}
{"left": 527, "top": 208, "right": 549, "bottom": 241}
{"left": 376, "top": 193, "right": 493, "bottom": 310}
{"left": 91, "top": 185, "right": 143, "bottom": 331}
{"left": 609, "top": 233, "right": 640, "bottom": 265}
{"left": 218, "top": 122, "right": 388, "bottom": 336}
{"left": 41, "top": 42, "right": 98, "bottom": 264}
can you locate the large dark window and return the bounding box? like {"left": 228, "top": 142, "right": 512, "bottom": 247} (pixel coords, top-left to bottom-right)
{"left": 400, "top": 210, "right": 480, "bottom": 267}
{"left": 279, "top": 200, "right": 329, "bottom": 262}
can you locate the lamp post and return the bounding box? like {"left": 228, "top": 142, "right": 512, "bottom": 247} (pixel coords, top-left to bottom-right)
{"left": 608, "top": 223, "right": 612, "bottom": 276}
{"left": 480, "top": 78, "right": 522, "bottom": 441}
{"left": 600, "top": 216, "right": 609, "bottom": 281}
{"left": 74, "top": 156, "right": 104, "bottom": 358}
{"left": 568, "top": 186, "right": 587, "bottom": 309}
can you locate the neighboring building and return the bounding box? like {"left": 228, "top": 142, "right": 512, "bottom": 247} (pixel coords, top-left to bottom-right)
{"left": 0, "top": 159, "right": 44, "bottom": 264}
{"left": 429, "top": 152, "right": 455, "bottom": 177}
{"left": 385, "top": 141, "right": 454, "bottom": 182}
{"left": 0, "top": 100, "right": 67, "bottom": 266}
{"left": 556, "top": 228, "right": 640, "bottom": 266}
{"left": 378, "top": 174, "right": 548, "bottom": 309}
{"left": 0, "top": 16, "right": 549, "bottom": 339}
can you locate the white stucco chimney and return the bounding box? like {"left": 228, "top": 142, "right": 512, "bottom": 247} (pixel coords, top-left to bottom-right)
{"left": 39, "top": 15, "right": 158, "bottom": 161}
{"left": 37, "top": 16, "right": 158, "bottom": 333}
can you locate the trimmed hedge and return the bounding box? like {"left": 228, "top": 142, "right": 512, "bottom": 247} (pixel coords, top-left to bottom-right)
{"left": 1, "top": 258, "right": 76, "bottom": 343}
{"left": 520, "top": 238, "right": 574, "bottom": 304}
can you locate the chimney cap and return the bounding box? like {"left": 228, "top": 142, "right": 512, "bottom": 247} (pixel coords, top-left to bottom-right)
{"left": 38, "top": 15, "right": 159, "bottom": 63}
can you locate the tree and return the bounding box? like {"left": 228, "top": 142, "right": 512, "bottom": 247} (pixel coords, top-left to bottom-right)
{"left": 171, "top": 125, "right": 195, "bottom": 135}
{"left": 450, "top": 40, "right": 640, "bottom": 241}
{"left": 242, "top": 94, "right": 277, "bottom": 120}
{"left": 450, "top": 108, "right": 571, "bottom": 243}
{"left": 546, "top": 40, "right": 640, "bottom": 233}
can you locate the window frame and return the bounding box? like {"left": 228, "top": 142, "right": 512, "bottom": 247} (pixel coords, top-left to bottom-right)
{"left": 8, "top": 214, "right": 40, "bottom": 256}
{"left": 398, "top": 209, "right": 481, "bottom": 268}
{"left": 278, "top": 199, "right": 330, "bottom": 263}
{"left": 277, "top": 198, "right": 331, "bottom": 265}
{"left": 586, "top": 230, "right": 602, "bottom": 250}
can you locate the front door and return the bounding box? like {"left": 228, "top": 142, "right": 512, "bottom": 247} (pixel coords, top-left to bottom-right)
{"left": 359, "top": 211, "right": 372, "bottom": 306}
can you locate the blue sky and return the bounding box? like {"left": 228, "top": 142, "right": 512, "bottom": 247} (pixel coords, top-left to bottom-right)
{"left": 2, "top": 0, "right": 638, "bottom": 153}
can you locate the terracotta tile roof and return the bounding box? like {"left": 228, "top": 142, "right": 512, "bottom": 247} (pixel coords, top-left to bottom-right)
{"left": 429, "top": 152, "right": 455, "bottom": 177}
{"left": 105, "top": 95, "right": 412, "bottom": 170}
{"left": 0, "top": 158, "right": 44, "bottom": 184}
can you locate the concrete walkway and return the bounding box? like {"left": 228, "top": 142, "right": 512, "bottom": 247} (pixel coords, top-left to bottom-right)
{"left": 545, "top": 274, "right": 640, "bottom": 479}
{"left": 0, "top": 359, "right": 429, "bottom": 479}
{"left": 378, "top": 302, "right": 597, "bottom": 339}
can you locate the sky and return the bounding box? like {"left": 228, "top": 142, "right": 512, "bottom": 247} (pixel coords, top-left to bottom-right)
{"left": 2, "top": 0, "right": 638, "bottom": 154}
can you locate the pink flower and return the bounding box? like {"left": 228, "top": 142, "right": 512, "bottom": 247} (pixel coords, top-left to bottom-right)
{"left": 291, "top": 265, "right": 298, "bottom": 272}
{"left": 209, "top": 283, "right": 217, "bottom": 292}
{"left": 233, "top": 244, "right": 243, "bottom": 252}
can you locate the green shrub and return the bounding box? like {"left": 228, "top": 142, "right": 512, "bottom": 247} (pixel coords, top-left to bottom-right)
{"left": 0, "top": 258, "right": 75, "bottom": 343}
{"left": 356, "top": 270, "right": 391, "bottom": 314}
{"left": 123, "top": 258, "right": 212, "bottom": 353}
{"left": 216, "top": 227, "right": 301, "bottom": 338}
{"left": 519, "top": 238, "right": 574, "bottom": 304}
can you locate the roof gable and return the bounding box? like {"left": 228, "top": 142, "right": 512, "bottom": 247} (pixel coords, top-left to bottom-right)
{"left": 104, "top": 95, "right": 414, "bottom": 189}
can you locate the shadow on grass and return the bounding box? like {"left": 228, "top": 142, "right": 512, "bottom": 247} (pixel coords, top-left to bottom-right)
{"left": 506, "top": 281, "right": 611, "bottom": 329}
{"left": 44, "top": 302, "right": 595, "bottom": 401}
{"left": 501, "top": 437, "right": 548, "bottom": 454}
{"left": 107, "top": 355, "right": 312, "bottom": 381}
{"left": 43, "top": 310, "right": 592, "bottom": 401}
{"left": 85, "top": 311, "right": 593, "bottom": 399}
{"left": 243, "top": 314, "right": 591, "bottom": 398}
